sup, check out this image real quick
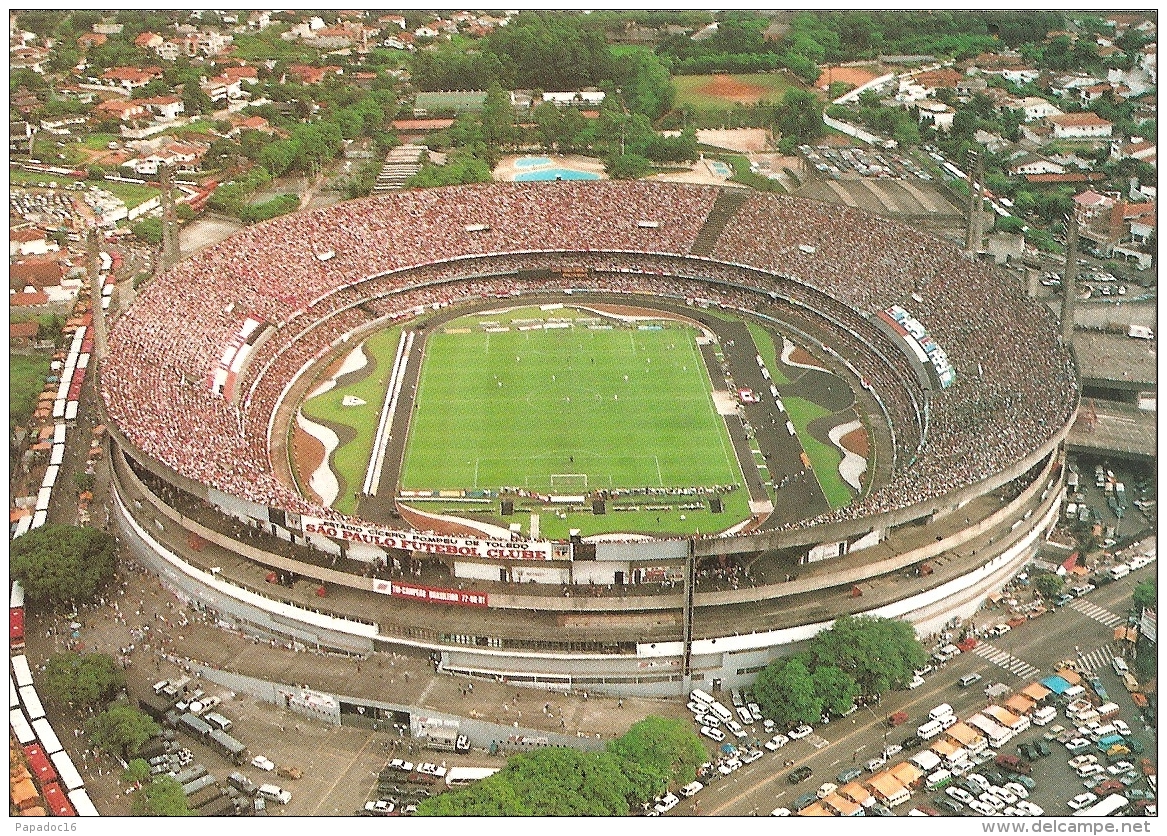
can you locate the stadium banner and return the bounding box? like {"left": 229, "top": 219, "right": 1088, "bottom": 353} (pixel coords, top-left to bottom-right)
{"left": 300, "top": 515, "right": 555, "bottom": 560}
{"left": 372, "top": 579, "right": 488, "bottom": 608}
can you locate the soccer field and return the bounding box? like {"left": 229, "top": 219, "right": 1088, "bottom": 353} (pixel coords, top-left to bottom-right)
{"left": 400, "top": 311, "right": 742, "bottom": 494}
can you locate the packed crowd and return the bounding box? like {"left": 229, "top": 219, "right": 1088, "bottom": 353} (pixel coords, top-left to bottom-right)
{"left": 102, "top": 182, "right": 1076, "bottom": 541}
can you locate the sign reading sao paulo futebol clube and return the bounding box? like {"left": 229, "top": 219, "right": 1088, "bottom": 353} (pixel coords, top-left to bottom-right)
{"left": 300, "top": 516, "right": 555, "bottom": 560}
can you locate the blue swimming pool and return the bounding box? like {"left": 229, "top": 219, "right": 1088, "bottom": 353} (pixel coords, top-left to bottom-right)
{"left": 514, "top": 168, "right": 600, "bottom": 181}
{"left": 708, "top": 161, "right": 732, "bottom": 176}
{"left": 514, "top": 156, "right": 552, "bottom": 169}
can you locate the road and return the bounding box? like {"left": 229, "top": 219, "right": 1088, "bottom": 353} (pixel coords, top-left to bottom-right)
{"left": 677, "top": 561, "right": 1155, "bottom": 816}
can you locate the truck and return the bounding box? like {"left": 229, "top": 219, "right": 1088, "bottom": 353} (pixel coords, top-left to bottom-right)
{"left": 424, "top": 726, "right": 459, "bottom": 752}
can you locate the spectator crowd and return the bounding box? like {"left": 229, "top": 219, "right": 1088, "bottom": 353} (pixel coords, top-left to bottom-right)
{"left": 102, "top": 181, "right": 1077, "bottom": 543}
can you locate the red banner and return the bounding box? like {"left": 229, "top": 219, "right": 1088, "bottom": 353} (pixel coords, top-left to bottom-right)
{"left": 372, "top": 579, "right": 488, "bottom": 608}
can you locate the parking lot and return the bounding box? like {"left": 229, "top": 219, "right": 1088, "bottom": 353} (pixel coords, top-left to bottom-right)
{"left": 671, "top": 555, "right": 1156, "bottom": 817}
{"left": 799, "top": 144, "right": 935, "bottom": 182}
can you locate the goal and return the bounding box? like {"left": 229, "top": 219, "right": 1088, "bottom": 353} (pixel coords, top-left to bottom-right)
{"left": 549, "top": 474, "right": 588, "bottom": 492}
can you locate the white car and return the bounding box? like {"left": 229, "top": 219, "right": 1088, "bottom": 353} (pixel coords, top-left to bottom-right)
{"left": 1068, "top": 755, "right": 1098, "bottom": 769}
{"left": 417, "top": 763, "right": 447, "bottom": 778}
{"left": 770, "top": 808, "right": 791, "bottom": 816}
{"left": 695, "top": 713, "right": 720, "bottom": 727}
{"left": 687, "top": 701, "right": 704, "bottom": 714}
{"left": 762, "top": 719, "right": 776, "bottom": 733}
{"left": 1076, "top": 764, "right": 1104, "bottom": 778}
{"left": 1113, "top": 720, "right": 1131, "bottom": 736}
{"left": 989, "top": 787, "right": 1017, "bottom": 805}
{"left": 251, "top": 755, "right": 275, "bottom": 772}
{"left": 865, "top": 756, "right": 886, "bottom": 773}
{"left": 817, "top": 782, "right": 838, "bottom": 799}
{"left": 1016, "top": 801, "right": 1044, "bottom": 816}
{"left": 387, "top": 759, "right": 414, "bottom": 772}
{"left": 741, "top": 749, "right": 763, "bottom": 764}
{"left": 679, "top": 781, "right": 703, "bottom": 798}
{"left": 881, "top": 744, "right": 903, "bottom": 759}
{"left": 968, "top": 799, "right": 998, "bottom": 816}
{"left": 1107, "top": 761, "right": 1134, "bottom": 775}
{"left": 789, "top": 725, "right": 813, "bottom": 740}
{"left": 908, "top": 675, "right": 925, "bottom": 689}
{"left": 1004, "top": 782, "right": 1029, "bottom": 800}
{"left": 946, "top": 786, "right": 974, "bottom": 805}
{"left": 747, "top": 703, "right": 763, "bottom": 722}
{"left": 978, "top": 793, "right": 1004, "bottom": 812}
{"left": 725, "top": 720, "right": 748, "bottom": 739}
{"left": 966, "top": 774, "right": 991, "bottom": 793}
{"left": 764, "top": 734, "right": 789, "bottom": 751}
{"left": 736, "top": 706, "right": 755, "bottom": 725}
{"left": 701, "top": 726, "right": 725, "bottom": 742}
{"left": 1067, "top": 793, "right": 1098, "bottom": 810}
{"left": 653, "top": 793, "right": 679, "bottom": 814}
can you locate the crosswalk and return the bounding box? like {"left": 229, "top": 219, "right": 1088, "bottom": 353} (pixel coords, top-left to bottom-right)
{"left": 1075, "top": 644, "right": 1116, "bottom": 674}
{"left": 971, "top": 642, "right": 1041, "bottom": 678}
{"left": 1069, "top": 598, "right": 1124, "bottom": 628}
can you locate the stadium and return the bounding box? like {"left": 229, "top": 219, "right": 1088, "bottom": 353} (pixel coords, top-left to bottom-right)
{"left": 100, "top": 181, "right": 1078, "bottom": 696}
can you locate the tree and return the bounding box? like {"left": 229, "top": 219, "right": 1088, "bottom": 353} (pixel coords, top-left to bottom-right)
{"left": 480, "top": 83, "right": 517, "bottom": 151}
{"left": 87, "top": 702, "right": 160, "bottom": 761}
{"left": 123, "top": 758, "right": 151, "bottom": 785}
{"left": 754, "top": 657, "right": 822, "bottom": 727}
{"left": 812, "top": 665, "right": 861, "bottom": 716}
{"left": 775, "top": 88, "right": 824, "bottom": 145}
{"left": 533, "top": 101, "right": 565, "bottom": 150}
{"left": 605, "top": 153, "right": 651, "bottom": 180}
{"left": 807, "top": 615, "right": 927, "bottom": 696}
{"left": 10, "top": 525, "right": 117, "bottom": 606}
{"left": 1033, "top": 571, "right": 1064, "bottom": 600}
{"left": 131, "top": 776, "right": 194, "bottom": 816}
{"left": 1132, "top": 580, "right": 1156, "bottom": 611}
{"left": 606, "top": 716, "right": 706, "bottom": 790}
{"left": 42, "top": 651, "right": 124, "bottom": 708}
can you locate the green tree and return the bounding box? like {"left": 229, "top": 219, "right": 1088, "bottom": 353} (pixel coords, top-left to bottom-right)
{"left": 807, "top": 615, "right": 927, "bottom": 696}
{"left": 1033, "top": 571, "right": 1064, "bottom": 600}
{"left": 533, "top": 101, "right": 565, "bottom": 150}
{"left": 480, "top": 83, "right": 517, "bottom": 151}
{"left": 10, "top": 525, "right": 117, "bottom": 606}
{"left": 1132, "top": 580, "right": 1156, "bottom": 611}
{"left": 131, "top": 775, "right": 194, "bottom": 816}
{"left": 123, "top": 758, "right": 151, "bottom": 785}
{"left": 42, "top": 651, "right": 124, "bottom": 708}
{"left": 607, "top": 716, "right": 706, "bottom": 790}
{"left": 754, "top": 657, "right": 823, "bottom": 726}
{"left": 775, "top": 88, "right": 824, "bottom": 145}
{"left": 605, "top": 153, "right": 652, "bottom": 180}
{"left": 812, "top": 665, "right": 861, "bottom": 716}
{"left": 88, "top": 702, "right": 161, "bottom": 761}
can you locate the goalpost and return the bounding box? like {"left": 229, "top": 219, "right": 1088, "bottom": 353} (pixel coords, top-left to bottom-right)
{"left": 549, "top": 474, "right": 588, "bottom": 492}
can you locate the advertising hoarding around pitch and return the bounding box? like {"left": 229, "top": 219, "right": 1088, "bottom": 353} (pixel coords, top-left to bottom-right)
{"left": 301, "top": 516, "right": 555, "bottom": 560}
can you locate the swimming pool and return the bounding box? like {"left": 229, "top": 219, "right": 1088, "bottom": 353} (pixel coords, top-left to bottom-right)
{"left": 514, "top": 168, "right": 600, "bottom": 182}
{"left": 514, "top": 156, "right": 552, "bottom": 169}
{"left": 708, "top": 160, "right": 732, "bottom": 176}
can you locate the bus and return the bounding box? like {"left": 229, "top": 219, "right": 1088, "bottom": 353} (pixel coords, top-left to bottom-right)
{"left": 689, "top": 689, "right": 715, "bottom": 707}
{"left": 1073, "top": 794, "right": 1128, "bottom": 817}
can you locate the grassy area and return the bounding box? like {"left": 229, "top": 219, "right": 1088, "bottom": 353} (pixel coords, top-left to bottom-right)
{"left": 782, "top": 395, "right": 852, "bottom": 509}
{"left": 673, "top": 73, "right": 796, "bottom": 111}
{"left": 11, "top": 354, "right": 51, "bottom": 432}
{"left": 98, "top": 180, "right": 160, "bottom": 209}
{"left": 721, "top": 154, "right": 785, "bottom": 193}
{"left": 745, "top": 321, "right": 790, "bottom": 385}
{"left": 403, "top": 308, "right": 740, "bottom": 491}
{"left": 300, "top": 327, "right": 403, "bottom": 515}
{"left": 80, "top": 133, "right": 120, "bottom": 150}
{"left": 8, "top": 168, "right": 83, "bottom": 187}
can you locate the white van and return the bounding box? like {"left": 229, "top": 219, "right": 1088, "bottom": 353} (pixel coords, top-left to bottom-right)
{"left": 925, "top": 769, "right": 952, "bottom": 791}
{"left": 258, "top": 784, "right": 291, "bottom": 805}
{"left": 689, "top": 689, "right": 715, "bottom": 706}
{"left": 1032, "top": 706, "right": 1057, "bottom": 726}
{"left": 679, "top": 781, "right": 704, "bottom": 798}
{"left": 917, "top": 719, "right": 943, "bottom": 740}
{"left": 708, "top": 701, "right": 733, "bottom": 722}
{"left": 929, "top": 704, "right": 954, "bottom": 722}
{"left": 1108, "top": 564, "right": 1130, "bottom": 581}
{"left": 1111, "top": 658, "right": 1130, "bottom": 676}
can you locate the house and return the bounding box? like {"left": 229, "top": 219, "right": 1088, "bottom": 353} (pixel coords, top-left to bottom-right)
{"left": 1048, "top": 112, "right": 1113, "bottom": 139}
{"left": 917, "top": 101, "right": 955, "bottom": 131}
{"left": 196, "top": 31, "right": 232, "bottom": 56}
{"left": 9, "top": 291, "right": 50, "bottom": 308}
{"left": 77, "top": 32, "right": 107, "bottom": 49}
{"left": 134, "top": 32, "right": 164, "bottom": 50}
{"left": 200, "top": 75, "right": 243, "bottom": 102}
{"left": 231, "top": 114, "right": 278, "bottom": 136}
{"left": 1111, "top": 137, "right": 1157, "bottom": 166}
{"left": 1050, "top": 75, "right": 1104, "bottom": 98}
{"left": 1019, "top": 683, "right": 1052, "bottom": 704}
{"left": 380, "top": 14, "right": 406, "bottom": 29}
{"left": 1073, "top": 189, "right": 1156, "bottom": 256}
{"left": 155, "top": 42, "right": 182, "bottom": 61}
{"left": 10, "top": 46, "right": 49, "bottom": 73}
{"left": 139, "top": 96, "right": 184, "bottom": 121}
{"left": 413, "top": 25, "right": 439, "bottom": 39}
{"left": 915, "top": 68, "right": 964, "bottom": 90}
{"left": 955, "top": 76, "right": 987, "bottom": 98}
{"left": 10, "top": 120, "right": 34, "bottom": 153}
{"left": 1000, "top": 67, "right": 1041, "bottom": 85}
{"left": 10, "top": 260, "right": 64, "bottom": 294}
{"left": 819, "top": 793, "right": 863, "bottom": 817}
{"left": 1079, "top": 83, "right": 1113, "bottom": 107}
{"left": 285, "top": 64, "right": 343, "bottom": 85}
{"left": 1014, "top": 96, "right": 1062, "bottom": 122}
{"left": 247, "top": 11, "right": 272, "bottom": 30}
{"left": 101, "top": 66, "right": 163, "bottom": 92}
{"left": 220, "top": 66, "right": 260, "bottom": 86}
{"left": 10, "top": 320, "right": 40, "bottom": 348}
{"left": 1008, "top": 153, "right": 1065, "bottom": 176}
{"left": 93, "top": 99, "right": 147, "bottom": 122}
{"left": 10, "top": 228, "right": 56, "bottom": 257}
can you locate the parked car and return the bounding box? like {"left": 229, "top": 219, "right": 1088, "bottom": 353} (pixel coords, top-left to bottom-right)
{"left": 653, "top": 793, "right": 679, "bottom": 814}
{"left": 789, "top": 724, "right": 813, "bottom": 740}
{"left": 1067, "top": 792, "right": 1098, "bottom": 810}
{"left": 251, "top": 755, "right": 275, "bottom": 772}
{"left": 701, "top": 726, "right": 725, "bottom": 742}
{"left": 764, "top": 733, "right": 789, "bottom": 751}
{"left": 837, "top": 767, "right": 863, "bottom": 784}
{"left": 935, "top": 799, "right": 964, "bottom": 815}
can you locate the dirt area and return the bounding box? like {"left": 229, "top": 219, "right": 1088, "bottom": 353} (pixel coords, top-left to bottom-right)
{"left": 291, "top": 425, "right": 326, "bottom": 505}
{"left": 841, "top": 426, "right": 870, "bottom": 457}
{"left": 788, "top": 345, "right": 824, "bottom": 369}
{"left": 695, "top": 75, "right": 771, "bottom": 104}
{"left": 816, "top": 64, "right": 884, "bottom": 90}
{"left": 695, "top": 127, "right": 770, "bottom": 153}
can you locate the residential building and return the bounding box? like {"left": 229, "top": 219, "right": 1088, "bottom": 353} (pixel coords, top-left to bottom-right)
{"left": 1048, "top": 112, "right": 1113, "bottom": 139}
{"left": 1015, "top": 96, "right": 1062, "bottom": 122}
{"left": 77, "top": 32, "right": 107, "bottom": 49}
{"left": 134, "top": 32, "right": 164, "bottom": 50}
{"left": 100, "top": 66, "right": 163, "bottom": 92}
{"left": 1008, "top": 153, "right": 1065, "bottom": 176}
{"left": 93, "top": 99, "right": 147, "bottom": 122}
{"left": 9, "top": 228, "right": 56, "bottom": 257}
{"left": 1000, "top": 67, "right": 1041, "bottom": 85}
{"left": 917, "top": 101, "right": 955, "bottom": 131}
{"left": 285, "top": 64, "right": 343, "bottom": 85}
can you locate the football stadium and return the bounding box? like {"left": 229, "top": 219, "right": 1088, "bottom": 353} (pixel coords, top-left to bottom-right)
{"left": 100, "top": 181, "right": 1078, "bottom": 695}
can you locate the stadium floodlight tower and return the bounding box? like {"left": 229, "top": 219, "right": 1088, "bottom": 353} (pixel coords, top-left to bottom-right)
{"left": 965, "top": 149, "right": 987, "bottom": 257}
{"left": 1061, "top": 212, "right": 1080, "bottom": 348}
{"left": 159, "top": 163, "right": 181, "bottom": 271}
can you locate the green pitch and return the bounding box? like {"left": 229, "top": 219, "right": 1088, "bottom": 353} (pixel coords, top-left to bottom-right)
{"left": 400, "top": 309, "right": 742, "bottom": 494}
